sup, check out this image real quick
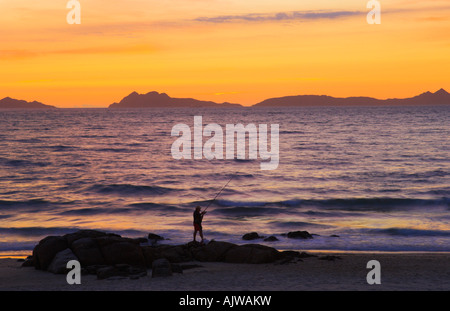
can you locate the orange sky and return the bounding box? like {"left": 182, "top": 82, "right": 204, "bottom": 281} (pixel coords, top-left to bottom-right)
{"left": 1, "top": 0, "right": 449, "bottom": 107}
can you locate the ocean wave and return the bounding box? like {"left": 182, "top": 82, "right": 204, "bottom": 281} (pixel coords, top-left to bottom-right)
{"left": 364, "top": 228, "right": 450, "bottom": 237}
{"left": 0, "top": 241, "right": 38, "bottom": 253}
{"left": 232, "top": 173, "right": 255, "bottom": 179}
{"left": 356, "top": 169, "right": 449, "bottom": 180}
{"left": 0, "top": 226, "right": 78, "bottom": 237}
{"left": 0, "top": 157, "right": 48, "bottom": 168}
{"left": 58, "top": 202, "right": 185, "bottom": 216}
{"left": 86, "top": 184, "right": 177, "bottom": 196}
{"left": 213, "top": 197, "right": 448, "bottom": 208}
{"left": 214, "top": 199, "right": 268, "bottom": 207}
{"left": 233, "top": 158, "right": 257, "bottom": 163}
{"left": 268, "top": 220, "right": 330, "bottom": 228}
{"left": 297, "top": 197, "right": 450, "bottom": 211}
{"left": 0, "top": 199, "right": 51, "bottom": 210}
{"left": 276, "top": 199, "right": 304, "bottom": 207}
{"left": 0, "top": 227, "right": 147, "bottom": 241}
{"left": 128, "top": 202, "right": 182, "bottom": 212}
{"left": 184, "top": 197, "right": 450, "bottom": 216}
{"left": 213, "top": 206, "right": 282, "bottom": 217}
{"left": 0, "top": 198, "right": 49, "bottom": 206}
{"left": 11, "top": 138, "right": 43, "bottom": 143}
{"left": 58, "top": 207, "right": 129, "bottom": 216}
{"left": 47, "top": 145, "right": 77, "bottom": 152}
{"left": 0, "top": 199, "right": 77, "bottom": 213}
{"left": 92, "top": 147, "right": 136, "bottom": 153}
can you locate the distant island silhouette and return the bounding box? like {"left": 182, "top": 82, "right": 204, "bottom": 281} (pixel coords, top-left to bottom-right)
{"left": 109, "top": 91, "right": 242, "bottom": 108}
{"left": 254, "top": 88, "right": 450, "bottom": 107}
{"left": 1, "top": 89, "right": 449, "bottom": 109}
{"left": 109, "top": 89, "right": 450, "bottom": 108}
{"left": 0, "top": 97, "right": 56, "bottom": 109}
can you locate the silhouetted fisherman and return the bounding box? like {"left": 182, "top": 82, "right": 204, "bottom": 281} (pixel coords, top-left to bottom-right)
{"left": 193, "top": 206, "right": 206, "bottom": 243}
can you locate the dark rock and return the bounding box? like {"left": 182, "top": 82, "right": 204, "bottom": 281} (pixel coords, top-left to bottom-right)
{"left": 148, "top": 233, "right": 164, "bottom": 241}
{"left": 185, "top": 240, "right": 204, "bottom": 252}
{"left": 152, "top": 258, "right": 172, "bottom": 277}
{"left": 29, "top": 229, "right": 296, "bottom": 278}
{"left": 242, "top": 232, "right": 262, "bottom": 240}
{"left": 100, "top": 240, "right": 145, "bottom": 267}
{"left": 191, "top": 241, "right": 237, "bottom": 262}
{"left": 159, "top": 245, "right": 192, "bottom": 263}
{"left": 64, "top": 230, "right": 114, "bottom": 246}
{"left": 224, "top": 244, "right": 281, "bottom": 264}
{"left": 95, "top": 235, "right": 136, "bottom": 248}
{"left": 286, "top": 231, "right": 313, "bottom": 239}
{"left": 33, "top": 236, "right": 68, "bottom": 270}
{"left": 71, "top": 237, "right": 105, "bottom": 266}
{"left": 141, "top": 246, "right": 162, "bottom": 267}
{"left": 141, "top": 244, "right": 193, "bottom": 266}
{"left": 133, "top": 237, "right": 149, "bottom": 244}
{"left": 263, "top": 236, "right": 279, "bottom": 242}
{"left": 47, "top": 248, "right": 79, "bottom": 274}
{"left": 330, "top": 235, "right": 340, "bottom": 237}
{"left": 21, "top": 256, "right": 34, "bottom": 267}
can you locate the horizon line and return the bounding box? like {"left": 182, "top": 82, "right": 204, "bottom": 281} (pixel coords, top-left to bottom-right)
{"left": 1, "top": 87, "right": 449, "bottom": 109}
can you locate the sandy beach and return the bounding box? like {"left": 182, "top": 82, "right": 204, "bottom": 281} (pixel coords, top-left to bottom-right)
{"left": 1, "top": 252, "right": 449, "bottom": 291}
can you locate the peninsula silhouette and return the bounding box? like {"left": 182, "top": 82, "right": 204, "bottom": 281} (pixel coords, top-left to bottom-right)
{"left": 0, "top": 97, "right": 56, "bottom": 109}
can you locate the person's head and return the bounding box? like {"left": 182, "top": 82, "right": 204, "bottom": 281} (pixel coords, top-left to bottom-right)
{"left": 195, "top": 206, "right": 201, "bottom": 211}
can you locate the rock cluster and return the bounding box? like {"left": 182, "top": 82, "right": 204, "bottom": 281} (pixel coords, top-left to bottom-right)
{"left": 241, "top": 230, "right": 313, "bottom": 241}
{"left": 28, "top": 230, "right": 148, "bottom": 279}
{"left": 23, "top": 229, "right": 312, "bottom": 279}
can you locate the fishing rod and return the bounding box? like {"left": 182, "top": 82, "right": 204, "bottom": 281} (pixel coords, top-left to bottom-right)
{"left": 203, "top": 173, "right": 236, "bottom": 212}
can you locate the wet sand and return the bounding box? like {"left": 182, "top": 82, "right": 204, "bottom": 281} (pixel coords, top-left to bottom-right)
{"left": 1, "top": 252, "right": 449, "bottom": 291}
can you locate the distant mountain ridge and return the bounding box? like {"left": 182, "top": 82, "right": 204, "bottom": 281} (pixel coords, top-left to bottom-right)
{"left": 2, "top": 89, "right": 449, "bottom": 109}
{"left": 110, "top": 89, "right": 450, "bottom": 108}
{"left": 254, "top": 88, "right": 450, "bottom": 107}
{"left": 109, "top": 91, "right": 242, "bottom": 108}
{"left": 0, "top": 97, "right": 56, "bottom": 109}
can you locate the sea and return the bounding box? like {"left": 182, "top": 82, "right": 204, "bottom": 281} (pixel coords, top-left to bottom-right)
{"left": 0, "top": 106, "right": 449, "bottom": 257}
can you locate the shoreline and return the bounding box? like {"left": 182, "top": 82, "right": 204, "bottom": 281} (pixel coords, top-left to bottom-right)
{"left": 3, "top": 248, "right": 450, "bottom": 259}
{"left": 1, "top": 251, "right": 449, "bottom": 291}
{"left": 3, "top": 248, "right": 450, "bottom": 260}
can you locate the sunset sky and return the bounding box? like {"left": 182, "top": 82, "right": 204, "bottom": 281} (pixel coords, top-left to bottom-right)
{"left": 1, "top": 0, "right": 449, "bottom": 107}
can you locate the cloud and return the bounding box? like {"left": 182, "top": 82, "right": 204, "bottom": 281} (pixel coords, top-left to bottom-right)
{"left": 193, "top": 10, "right": 363, "bottom": 23}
